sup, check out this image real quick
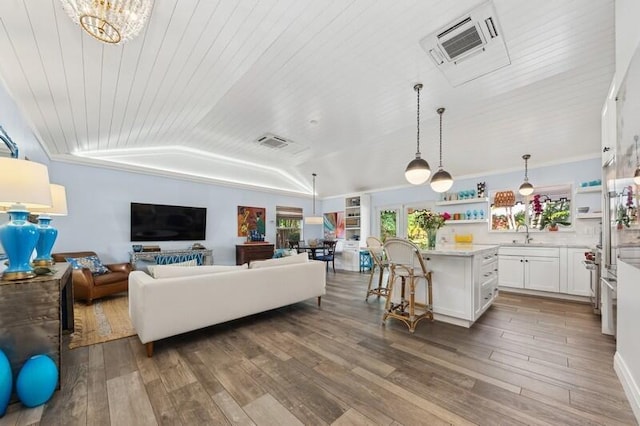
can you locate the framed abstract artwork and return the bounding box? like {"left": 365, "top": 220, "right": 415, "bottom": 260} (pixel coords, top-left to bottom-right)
{"left": 237, "top": 206, "right": 266, "bottom": 237}
{"left": 323, "top": 211, "right": 345, "bottom": 239}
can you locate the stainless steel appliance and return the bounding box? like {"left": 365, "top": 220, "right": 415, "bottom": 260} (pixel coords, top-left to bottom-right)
{"left": 600, "top": 267, "right": 617, "bottom": 336}
{"left": 582, "top": 249, "right": 601, "bottom": 314}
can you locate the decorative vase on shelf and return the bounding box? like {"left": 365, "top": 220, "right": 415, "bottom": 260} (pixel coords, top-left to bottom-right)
{"left": 426, "top": 228, "right": 437, "bottom": 249}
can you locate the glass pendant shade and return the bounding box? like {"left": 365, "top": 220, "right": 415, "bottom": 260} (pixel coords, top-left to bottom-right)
{"left": 519, "top": 181, "right": 534, "bottom": 196}
{"left": 32, "top": 185, "right": 69, "bottom": 267}
{"left": 0, "top": 158, "right": 52, "bottom": 280}
{"left": 430, "top": 168, "right": 454, "bottom": 193}
{"left": 405, "top": 156, "right": 431, "bottom": 185}
{"left": 59, "top": 0, "right": 153, "bottom": 44}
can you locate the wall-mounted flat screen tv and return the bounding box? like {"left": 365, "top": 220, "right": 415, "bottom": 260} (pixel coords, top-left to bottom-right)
{"left": 130, "top": 202, "right": 207, "bottom": 242}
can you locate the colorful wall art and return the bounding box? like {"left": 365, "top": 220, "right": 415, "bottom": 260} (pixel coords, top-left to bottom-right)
{"left": 237, "top": 206, "right": 266, "bottom": 237}
{"left": 323, "top": 211, "right": 345, "bottom": 239}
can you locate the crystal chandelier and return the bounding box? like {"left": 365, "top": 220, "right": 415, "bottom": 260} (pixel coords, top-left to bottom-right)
{"left": 59, "top": 0, "right": 154, "bottom": 44}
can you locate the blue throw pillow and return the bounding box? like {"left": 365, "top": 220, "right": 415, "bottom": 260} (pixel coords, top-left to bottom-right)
{"left": 65, "top": 255, "right": 109, "bottom": 275}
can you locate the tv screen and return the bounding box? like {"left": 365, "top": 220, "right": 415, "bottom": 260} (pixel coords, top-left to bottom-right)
{"left": 130, "top": 202, "right": 207, "bottom": 242}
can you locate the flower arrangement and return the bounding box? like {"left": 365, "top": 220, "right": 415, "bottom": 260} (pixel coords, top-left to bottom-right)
{"left": 414, "top": 210, "right": 451, "bottom": 230}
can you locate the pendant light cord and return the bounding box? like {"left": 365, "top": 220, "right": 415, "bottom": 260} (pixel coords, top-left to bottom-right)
{"left": 438, "top": 110, "right": 443, "bottom": 168}
{"left": 436, "top": 108, "right": 445, "bottom": 169}
{"left": 416, "top": 86, "right": 421, "bottom": 155}
{"left": 312, "top": 173, "right": 317, "bottom": 214}
{"left": 524, "top": 157, "right": 528, "bottom": 181}
{"left": 635, "top": 135, "right": 639, "bottom": 167}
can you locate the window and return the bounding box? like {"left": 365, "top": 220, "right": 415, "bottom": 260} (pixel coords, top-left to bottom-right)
{"left": 490, "top": 184, "right": 572, "bottom": 231}
{"left": 406, "top": 207, "right": 430, "bottom": 247}
{"left": 378, "top": 208, "right": 400, "bottom": 241}
{"left": 275, "top": 206, "right": 303, "bottom": 248}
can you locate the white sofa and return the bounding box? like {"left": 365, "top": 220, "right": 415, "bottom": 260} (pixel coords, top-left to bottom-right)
{"left": 128, "top": 255, "right": 326, "bottom": 356}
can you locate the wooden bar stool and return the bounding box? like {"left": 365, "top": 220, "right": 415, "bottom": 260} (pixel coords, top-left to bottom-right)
{"left": 365, "top": 237, "right": 390, "bottom": 301}
{"left": 382, "top": 238, "right": 433, "bottom": 333}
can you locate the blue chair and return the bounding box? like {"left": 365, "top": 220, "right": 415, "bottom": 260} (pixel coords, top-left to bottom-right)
{"left": 316, "top": 240, "right": 337, "bottom": 272}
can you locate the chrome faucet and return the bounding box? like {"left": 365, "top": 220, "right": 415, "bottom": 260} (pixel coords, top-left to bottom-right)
{"left": 517, "top": 224, "right": 533, "bottom": 244}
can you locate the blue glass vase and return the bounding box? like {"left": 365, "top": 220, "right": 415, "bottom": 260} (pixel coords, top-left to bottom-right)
{"left": 33, "top": 216, "right": 58, "bottom": 267}
{"left": 0, "top": 209, "right": 39, "bottom": 280}
{"left": 0, "top": 349, "right": 11, "bottom": 417}
{"left": 427, "top": 228, "right": 437, "bottom": 249}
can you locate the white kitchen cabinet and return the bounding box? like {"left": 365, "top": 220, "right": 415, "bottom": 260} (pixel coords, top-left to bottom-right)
{"left": 498, "top": 247, "right": 560, "bottom": 293}
{"left": 566, "top": 247, "right": 591, "bottom": 296}
{"left": 498, "top": 255, "right": 525, "bottom": 288}
{"left": 527, "top": 256, "right": 560, "bottom": 292}
{"left": 417, "top": 247, "right": 499, "bottom": 327}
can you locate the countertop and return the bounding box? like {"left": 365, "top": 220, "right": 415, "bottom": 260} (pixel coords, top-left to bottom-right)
{"left": 420, "top": 244, "right": 500, "bottom": 257}
{"left": 498, "top": 242, "right": 592, "bottom": 248}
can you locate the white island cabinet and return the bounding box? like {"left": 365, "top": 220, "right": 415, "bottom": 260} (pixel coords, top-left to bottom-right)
{"left": 419, "top": 245, "right": 499, "bottom": 328}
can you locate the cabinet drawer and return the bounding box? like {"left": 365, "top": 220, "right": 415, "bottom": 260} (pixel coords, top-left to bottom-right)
{"left": 480, "top": 251, "right": 499, "bottom": 265}
{"left": 499, "top": 246, "right": 559, "bottom": 257}
{"left": 343, "top": 241, "right": 360, "bottom": 251}
{"left": 480, "top": 262, "right": 498, "bottom": 284}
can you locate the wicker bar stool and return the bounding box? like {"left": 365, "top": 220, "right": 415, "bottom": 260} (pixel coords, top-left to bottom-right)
{"left": 365, "top": 237, "right": 390, "bottom": 301}
{"left": 382, "top": 238, "right": 433, "bottom": 333}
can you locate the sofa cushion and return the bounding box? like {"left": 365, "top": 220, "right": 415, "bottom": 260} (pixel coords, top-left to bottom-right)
{"left": 151, "top": 264, "right": 249, "bottom": 279}
{"left": 93, "top": 271, "right": 129, "bottom": 286}
{"left": 249, "top": 252, "right": 308, "bottom": 269}
{"left": 66, "top": 255, "right": 109, "bottom": 275}
{"left": 147, "top": 259, "right": 197, "bottom": 277}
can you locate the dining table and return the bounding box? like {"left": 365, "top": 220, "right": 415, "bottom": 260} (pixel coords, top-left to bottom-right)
{"left": 295, "top": 245, "right": 327, "bottom": 260}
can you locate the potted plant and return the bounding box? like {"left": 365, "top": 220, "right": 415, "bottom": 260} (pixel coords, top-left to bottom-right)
{"left": 413, "top": 210, "right": 451, "bottom": 249}
{"left": 616, "top": 205, "right": 630, "bottom": 230}
{"left": 540, "top": 199, "right": 571, "bottom": 231}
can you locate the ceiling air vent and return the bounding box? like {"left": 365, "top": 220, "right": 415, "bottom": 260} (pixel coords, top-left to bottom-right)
{"left": 253, "top": 133, "right": 309, "bottom": 156}
{"left": 255, "top": 133, "right": 288, "bottom": 149}
{"left": 419, "top": 1, "right": 510, "bottom": 87}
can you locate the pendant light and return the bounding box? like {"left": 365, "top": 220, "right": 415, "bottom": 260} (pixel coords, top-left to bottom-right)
{"left": 305, "top": 173, "right": 323, "bottom": 225}
{"left": 430, "top": 108, "right": 454, "bottom": 193}
{"left": 634, "top": 135, "right": 640, "bottom": 185}
{"left": 405, "top": 83, "right": 431, "bottom": 185}
{"left": 519, "top": 154, "right": 534, "bottom": 195}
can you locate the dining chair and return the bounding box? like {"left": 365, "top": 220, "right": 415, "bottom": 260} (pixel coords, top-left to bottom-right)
{"left": 316, "top": 240, "right": 337, "bottom": 272}
{"left": 382, "top": 238, "right": 433, "bottom": 333}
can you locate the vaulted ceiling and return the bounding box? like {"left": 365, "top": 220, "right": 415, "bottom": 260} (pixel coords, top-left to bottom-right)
{"left": 0, "top": 0, "right": 614, "bottom": 197}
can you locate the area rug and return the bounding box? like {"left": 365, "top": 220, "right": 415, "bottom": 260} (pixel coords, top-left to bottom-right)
{"left": 69, "top": 293, "right": 136, "bottom": 349}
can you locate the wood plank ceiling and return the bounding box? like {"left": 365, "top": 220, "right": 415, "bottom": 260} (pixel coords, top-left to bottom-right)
{"left": 0, "top": 0, "right": 614, "bottom": 197}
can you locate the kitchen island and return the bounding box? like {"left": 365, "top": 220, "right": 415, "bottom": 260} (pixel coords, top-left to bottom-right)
{"left": 418, "top": 244, "right": 499, "bottom": 327}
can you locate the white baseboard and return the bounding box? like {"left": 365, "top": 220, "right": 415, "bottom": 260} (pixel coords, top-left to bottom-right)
{"left": 614, "top": 351, "right": 640, "bottom": 422}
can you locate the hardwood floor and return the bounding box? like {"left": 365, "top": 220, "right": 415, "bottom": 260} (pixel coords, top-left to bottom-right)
{"left": 1, "top": 271, "right": 636, "bottom": 425}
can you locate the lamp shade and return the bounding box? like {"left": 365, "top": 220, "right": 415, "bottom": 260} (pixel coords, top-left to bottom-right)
{"left": 430, "top": 169, "right": 454, "bottom": 193}
{"left": 0, "top": 158, "right": 52, "bottom": 209}
{"left": 519, "top": 181, "right": 534, "bottom": 196}
{"left": 304, "top": 216, "right": 324, "bottom": 225}
{"left": 405, "top": 156, "right": 431, "bottom": 185}
{"left": 31, "top": 184, "right": 68, "bottom": 216}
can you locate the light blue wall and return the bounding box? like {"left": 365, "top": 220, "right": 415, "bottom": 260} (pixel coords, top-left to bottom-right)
{"left": 47, "top": 162, "right": 321, "bottom": 264}
{"left": 1, "top": 84, "right": 322, "bottom": 265}
{"left": 321, "top": 158, "right": 602, "bottom": 247}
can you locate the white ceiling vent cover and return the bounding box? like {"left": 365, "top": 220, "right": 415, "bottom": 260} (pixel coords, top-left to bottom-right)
{"left": 254, "top": 133, "right": 308, "bottom": 155}
{"left": 419, "top": 1, "right": 510, "bottom": 87}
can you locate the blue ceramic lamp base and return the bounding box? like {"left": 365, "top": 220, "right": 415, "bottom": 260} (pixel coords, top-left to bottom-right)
{"left": 33, "top": 216, "right": 57, "bottom": 267}
{"left": 0, "top": 208, "right": 39, "bottom": 281}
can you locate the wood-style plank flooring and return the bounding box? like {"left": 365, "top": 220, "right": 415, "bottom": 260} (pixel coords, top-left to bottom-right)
{"left": 1, "top": 271, "right": 636, "bottom": 425}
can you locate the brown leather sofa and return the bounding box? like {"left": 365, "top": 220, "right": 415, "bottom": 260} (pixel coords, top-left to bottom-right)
{"left": 52, "top": 251, "right": 132, "bottom": 304}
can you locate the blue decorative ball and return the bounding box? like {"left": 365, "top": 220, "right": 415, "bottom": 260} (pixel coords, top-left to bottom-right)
{"left": 16, "top": 355, "right": 58, "bottom": 408}
{"left": 0, "top": 349, "right": 11, "bottom": 417}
